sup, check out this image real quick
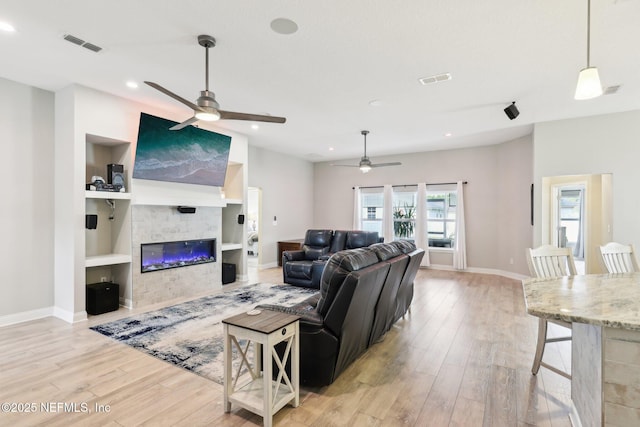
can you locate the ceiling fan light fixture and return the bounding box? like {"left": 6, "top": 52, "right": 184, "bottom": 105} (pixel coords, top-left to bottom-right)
{"left": 575, "top": 67, "right": 603, "bottom": 100}
{"left": 360, "top": 165, "right": 372, "bottom": 173}
{"left": 195, "top": 110, "right": 221, "bottom": 121}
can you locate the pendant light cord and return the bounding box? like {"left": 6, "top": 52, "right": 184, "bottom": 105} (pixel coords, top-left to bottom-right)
{"left": 586, "top": 0, "right": 591, "bottom": 67}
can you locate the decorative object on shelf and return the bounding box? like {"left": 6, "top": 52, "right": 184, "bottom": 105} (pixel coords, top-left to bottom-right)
{"left": 107, "top": 163, "right": 125, "bottom": 192}
{"left": 575, "top": 0, "right": 603, "bottom": 100}
{"left": 144, "top": 34, "right": 286, "bottom": 130}
{"left": 86, "top": 175, "right": 125, "bottom": 192}
{"left": 393, "top": 203, "right": 415, "bottom": 238}
{"left": 331, "top": 130, "right": 401, "bottom": 173}
{"left": 177, "top": 206, "right": 196, "bottom": 214}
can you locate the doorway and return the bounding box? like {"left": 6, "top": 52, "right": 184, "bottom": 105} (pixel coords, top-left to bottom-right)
{"left": 553, "top": 185, "right": 586, "bottom": 273}
{"left": 541, "top": 174, "right": 612, "bottom": 274}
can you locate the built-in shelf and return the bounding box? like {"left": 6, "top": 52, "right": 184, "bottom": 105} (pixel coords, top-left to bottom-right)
{"left": 86, "top": 191, "right": 131, "bottom": 200}
{"left": 86, "top": 253, "right": 132, "bottom": 268}
{"left": 221, "top": 243, "right": 243, "bottom": 252}
{"left": 224, "top": 198, "right": 243, "bottom": 205}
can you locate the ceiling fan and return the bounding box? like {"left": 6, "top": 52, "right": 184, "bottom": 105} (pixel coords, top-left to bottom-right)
{"left": 145, "top": 35, "right": 286, "bottom": 131}
{"left": 332, "top": 130, "right": 402, "bottom": 173}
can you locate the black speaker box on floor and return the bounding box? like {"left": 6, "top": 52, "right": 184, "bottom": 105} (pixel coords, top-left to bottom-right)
{"left": 222, "top": 263, "right": 236, "bottom": 285}
{"left": 86, "top": 282, "right": 120, "bottom": 315}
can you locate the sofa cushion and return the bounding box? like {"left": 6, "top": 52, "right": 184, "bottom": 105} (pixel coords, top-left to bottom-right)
{"left": 329, "top": 230, "right": 348, "bottom": 253}
{"left": 306, "top": 229, "right": 333, "bottom": 247}
{"left": 346, "top": 230, "right": 379, "bottom": 249}
{"left": 303, "top": 245, "right": 329, "bottom": 260}
{"left": 370, "top": 242, "right": 402, "bottom": 261}
{"left": 390, "top": 239, "right": 417, "bottom": 254}
{"left": 316, "top": 247, "right": 379, "bottom": 316}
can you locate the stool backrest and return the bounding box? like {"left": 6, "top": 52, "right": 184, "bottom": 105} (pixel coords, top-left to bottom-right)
{"left": 526, "top": 245, "right": 577, "bottom": 278}
{"left": 599, "top": 242, "right": 640, "bottom": 273}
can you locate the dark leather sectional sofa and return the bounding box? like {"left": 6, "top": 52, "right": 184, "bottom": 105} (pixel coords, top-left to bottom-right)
{"left": 260, "top": 240, "right": 424, "bottom": 387}
{"left": 282, "top": 229, "right": 382, "bottom": 288}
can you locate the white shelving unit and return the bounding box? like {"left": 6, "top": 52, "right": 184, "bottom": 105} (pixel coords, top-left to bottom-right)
{"left": 221, "top": 163, "right": 246, "bottom": 282}
{"left": 85, "top": 134, "right": 133, "bottom": 308}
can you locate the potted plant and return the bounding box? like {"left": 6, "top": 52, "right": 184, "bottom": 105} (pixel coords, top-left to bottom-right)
{"left": 393, "top": 204, "right": 415, "bottom": 239}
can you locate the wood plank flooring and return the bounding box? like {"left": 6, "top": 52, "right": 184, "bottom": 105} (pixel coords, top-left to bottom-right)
{"left": 0, "top": 268, "right": 572, "bottom": 426}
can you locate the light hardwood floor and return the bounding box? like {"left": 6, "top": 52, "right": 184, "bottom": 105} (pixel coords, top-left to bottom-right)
{"left": 0, "top": 268, "right": 572, "bottom": 426}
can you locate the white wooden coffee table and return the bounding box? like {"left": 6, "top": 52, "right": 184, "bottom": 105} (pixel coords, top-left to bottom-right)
{"left": 222, "top": 309, "right": 300, "bottom": 426}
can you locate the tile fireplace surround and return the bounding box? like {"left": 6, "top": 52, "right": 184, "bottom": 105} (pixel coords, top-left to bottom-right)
{"left": 131, "top": 205, "right": 222, "bottom": 307}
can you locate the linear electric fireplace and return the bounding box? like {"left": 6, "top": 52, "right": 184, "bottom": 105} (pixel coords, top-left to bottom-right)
{"left": 141, "top": 238, "right": 216, "bottom": 273}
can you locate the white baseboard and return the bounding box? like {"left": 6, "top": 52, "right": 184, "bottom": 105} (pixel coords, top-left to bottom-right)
{"left": 120, "top": 298, "right": 133, "bottom": 309}
{"left": 0, "top": 307, "right": 54, "bottom": 328}
{"left": 259, "top": 262, "right": 278, "bottom": 270}
{"left": 53, "top": 306, "right": 87, "bottom": 324}
{"left": 424, "top": 264, "right": 529, "bottom": 281}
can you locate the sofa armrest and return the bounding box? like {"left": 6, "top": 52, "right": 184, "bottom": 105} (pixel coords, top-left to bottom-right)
{"left": 283, "top": 250, "right": 306, "bottom": 262}
{"left": 257, "top": 304, "right": 324, "bottom": 328}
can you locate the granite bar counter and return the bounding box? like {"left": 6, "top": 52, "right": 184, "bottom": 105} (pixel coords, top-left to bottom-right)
{"left": 523, "top": 273, "right": 640, "bottom": 427}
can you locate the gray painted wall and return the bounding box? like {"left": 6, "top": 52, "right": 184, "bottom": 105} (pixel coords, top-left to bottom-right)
{"left": 248, "top": 146, "right": 315, "bottom": 267}
{"left": 533, "top": 110, "right": 640, "bottom": 250}
{"left": 313, "top": 136, "right": 533, "bottom": 274}
{"left": 1, "top": 77, "right": 55, "bottom": 316}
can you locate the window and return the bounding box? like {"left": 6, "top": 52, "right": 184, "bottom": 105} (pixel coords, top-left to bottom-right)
{"left": 393, "top": 186, "right": 417, "bottom": 240}
{"left": 427, "top": 189, "right": 457, "bottom": 248}
{"left": 359, "top": 188, "right": 384, "bottom": 236}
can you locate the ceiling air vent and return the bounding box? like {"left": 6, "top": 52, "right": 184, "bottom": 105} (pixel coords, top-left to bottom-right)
{"left": 603, "top": 85, "right": 620, "bottom": 95}
{"left": 419, "top": 72, "right": 452, "bottom": 85}
{"left": 63, "top": 34, "right": 84, "bottom": 46}
{"left": 63, "top": 34, "right": 103, "bottom": 53}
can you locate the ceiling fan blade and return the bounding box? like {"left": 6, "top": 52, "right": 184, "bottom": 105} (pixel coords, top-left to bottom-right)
{"left": 371, "top": 162, "right": 402, "bottom": 168}
{"left": 169, "top": 116, "right": 199, "bottom": 131}
{"left": 144, "top": 81, "right": 204, "bottom": 113}
{"left": 330, "top": 164, "right": 360, "bottom": 167}
{"left": 218, "top": 110, "right": 286, "bottom": 123}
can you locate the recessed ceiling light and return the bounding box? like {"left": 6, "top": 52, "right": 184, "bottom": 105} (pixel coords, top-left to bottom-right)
{"left": 419, "top": 72, "right": 452, "bottom": 85}
{"left": 368, "top": 99, "right": 383, "bottom": 107}
{"left": 126, "top": 81, "right": 138, "bottom": 89}
{"left": 251, "top": 124, "right": 259, "bottom": 130}
{"left": 444, "top": 132, "right": 452, "bottom": 137}
{"left": 0, "top": 21, "right": 16, "bottom": 32}
{"left": 328, "top": 147, "right": 334, "bottom": 151}
{"left": 270, "top": 18, "right": 298, "bottom": 35}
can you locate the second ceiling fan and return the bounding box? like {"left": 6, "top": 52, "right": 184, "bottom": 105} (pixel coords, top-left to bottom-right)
{"left": 145, "top": 35, "right": 286, "bottom": 130}
{"left": 332, "top": 130, "right": 402, "bottom": 173}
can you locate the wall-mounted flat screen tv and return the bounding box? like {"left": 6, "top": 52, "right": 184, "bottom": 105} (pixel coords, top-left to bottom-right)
{"left": 133, "top": 113, "right": 231, "bottom": 187}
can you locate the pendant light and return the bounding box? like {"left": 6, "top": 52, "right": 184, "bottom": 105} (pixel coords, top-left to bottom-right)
{"left": 575, "top": 0, "right": 603, "bottom": 100}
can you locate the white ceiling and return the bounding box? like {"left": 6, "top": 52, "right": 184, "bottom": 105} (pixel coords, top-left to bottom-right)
{"left": 1, "top": 0, "right": 639, "bottom": 162}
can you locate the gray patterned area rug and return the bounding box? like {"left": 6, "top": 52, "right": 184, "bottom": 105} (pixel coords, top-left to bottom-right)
{"left": 90, "top": 282, "right": 317, "bottom": 384}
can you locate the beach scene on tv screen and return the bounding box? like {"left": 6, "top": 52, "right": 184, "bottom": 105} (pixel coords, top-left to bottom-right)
{"left": 133, "top": 113, "right": 231, "bottom": 187}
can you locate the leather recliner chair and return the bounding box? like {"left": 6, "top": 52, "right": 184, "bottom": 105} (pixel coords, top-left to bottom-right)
{"left": 281, "top": 229, "right": 333, "bottom": 288}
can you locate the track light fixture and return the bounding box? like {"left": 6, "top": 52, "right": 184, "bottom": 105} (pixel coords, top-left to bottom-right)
{"left": 504, "top": 102, "right": 519, "bottom": 120}
{"left": 575, "top": 0, "right": 603, "bottom": 100}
